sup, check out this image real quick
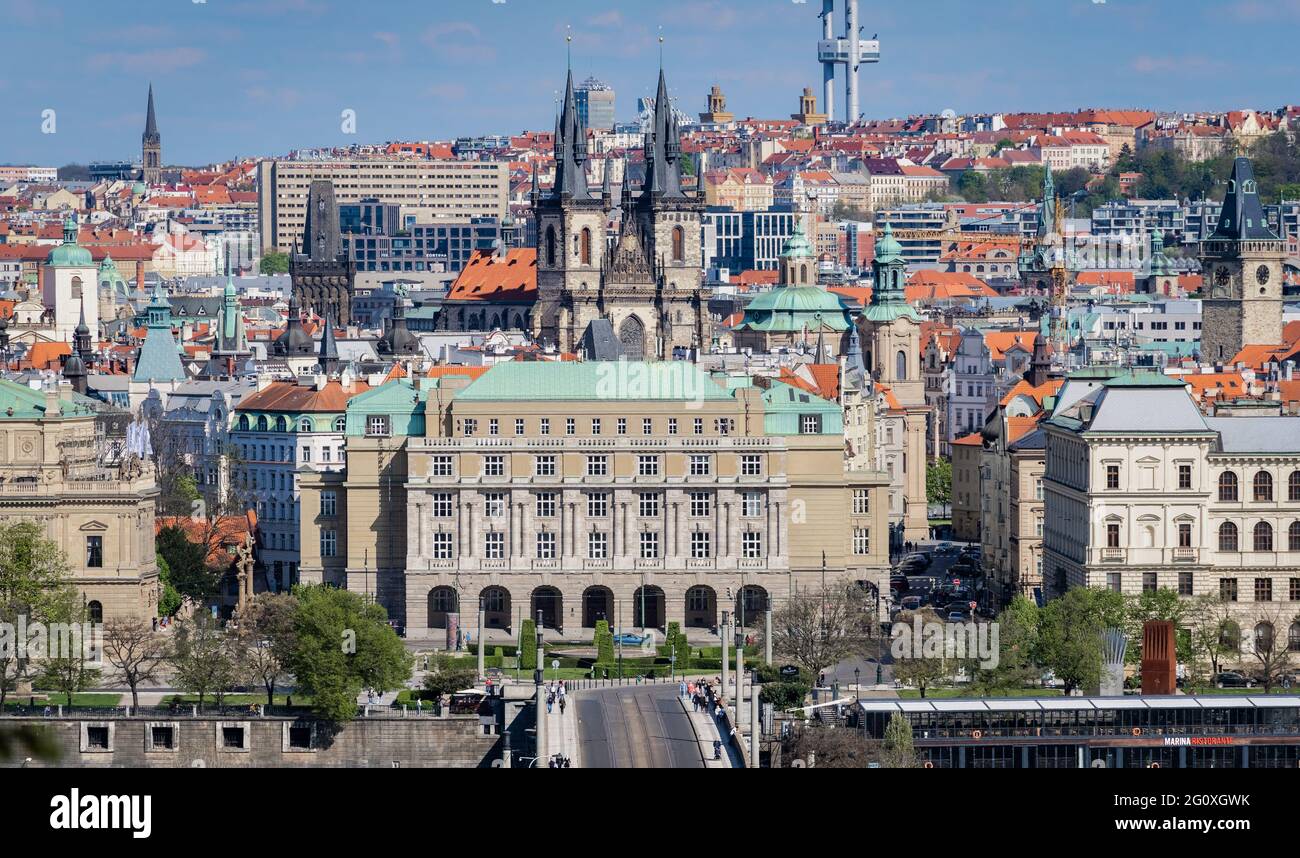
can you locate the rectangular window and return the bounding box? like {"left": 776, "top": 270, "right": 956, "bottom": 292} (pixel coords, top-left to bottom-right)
{"left": 588, "top": 532, "right": 608, "bottom": 560}
{"left": 321, "top": 490, "right": 337, "bottom": 517}
{"left": 800, "top": 414, "right": 822, "bottom": 435}
{"left": 566, "top": 418, "right": 576, "bottom": 436}
{"left": 1178, "top": 522, "right": 1192, "bottom": 548}
{"left": 639, "top": 493, "right": 661, "bottom": 518}
{"left": 1106, "top": 464, "right": 1120, "bottom": 490}
{"left": 430, "top": 456, "right": 451, "bottom": 475}
{"left": 535, "top": 493, "right": 558, "bottom": 518}
{"left": 86, "top": 536, "right": 103, "bottom": 568}
{"left": 853, "top": 528, "right": 870, "bottom": 556}
{"left": 483, "top": 493, "right": 506, "bottom": 518}
{"left": 689, "top": 455, "right": 712, "bottom": 476}
{"left": 301, "top": 446, "right": 311, "bottom": 463}
{"left": 535, "top": 455, "right": 557, "bottom": 476}
{"left": 690, "top": 531, "right": 712, "bottom": 559}
{"left": 690, "top": 492, "right": 711, "bottom": 517}
{"left": 1107, "top": 572, "right": 1122, "bottom": 593}
{"left": 1178, "top": 571, "right": 1193, "bottom": 596}
{"left": 1106, "top": 523, "right": 1121, "bottom": 548}
{"left": 742, "top": 492, "right": 763, "bottom": 518}
{"left": 740, "top": 455, "right": 762, "bottom": 476}
{"left": 428, "top": 491, "right": 454, "bottom": 520}
{"left": 640, "top": 531, "right": 660, "bottom": 559}
{"left": 716, "top": 418, "right": 734, "bottom": 436}
{"left": 539, "top": 418, "right": 550, "bottom": 436}
{"left": 586, "top": 455, "right": 609, "bottom": 477}
{"left": 484, "top": 532, "right": 504, "bottom": 560}
{"left": 643, "top": 418, "right": 653, "bottom": 436}
{"left": 668, "top": 418, "right": 678, "bottom": 435}
{"left": 587, "top": 493, "right": 608, "bottom": 518}
{"left": 536, "top": 532, "right": 556, "bottom": 560}
{"left": 488, "top": 419, "right": 499, "bottom": 437}
{"left": 432, "top": 532, "right": 453, "bottom": 559}
{"left": 1255, "top": 578, "right": 1273, "bottom": 602}
{"left": 853, "top": 490, "right": 870, "bottom": 516}
{"left": 617, "top": 418, "right": 627, "bottom": 435}
{"left": 463, "top": 418, "right": 477, "bottom": 437}
{"left": 483, "top": 456, "right": 505, "bottom": 477}
{"left": 321, "top": 530, "right": 337, "bottom": 558}
{"left": 743, "top": 532, "right": 763, "bottom": 559}
{"left": 515, "top": 418, "right": 525, "bottom": 436}
{"left": 591, "top": 418, "right": 601, "bottom": 436}
{"left": 638, "top": 455, "right": 660, "bottom": 477}
{"left": 1220, "top": 578, "right": 1238, "bottom": 602}
{"left": 694, "top": 418, "right": 704, "bottom": 436}
{"left": 1142, "top": 572, "right": 1157, "bottom": 593}
{"left": 1292, "top": 578, "right": 1300, "bottom": 602}
{"left": 1178, "top": 464, "right": 1192, "bottom": 490}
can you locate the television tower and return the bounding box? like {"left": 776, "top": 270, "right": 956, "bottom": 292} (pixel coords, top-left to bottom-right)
{"left": 817, "top": 0, "right": 881, "bottom": 124}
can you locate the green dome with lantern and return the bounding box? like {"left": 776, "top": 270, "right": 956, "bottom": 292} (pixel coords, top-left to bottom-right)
{"left": 46, "top": 214, "right": 93, "bottom": 267}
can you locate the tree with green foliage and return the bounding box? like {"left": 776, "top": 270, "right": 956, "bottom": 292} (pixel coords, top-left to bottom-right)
{"left": 287, "top": 584, "right": 411, "bottom": 723}
{"left": 1036, "top": 586, "right": 1126, "bottom": 695}
{"left": 234, "top": 592, "right": 298, "bottom": 706}
{"left": 170, "top": 611, "right": 240, "bottom": 712}
{"left": 759, "top": 681, "right": 809, "bottom": 710}
{"left": 155, "top": 526, "right": 221, "bottom": 606}
{"left": 666, "top": 621, "right": 691, "bottom": 672}
{"left": 594, "top": 620, "right": 615, "bottom": 666}
{"left": 422, "top": 654, "right": 478, "bottom": 703}
{"left": 881, "top": 711, "right": 917, "bottom": 769}
{"left": 926, "top": 459, "right": 952, "bottom": 512}
{"left": 955, "top": 170, "right": 989, "bottom": 203}
{"left": 969, "top": 596, "right": 1041, "bottom": 694}
{"left": 259, "top": 251, "right": 290, "bottom": 274}
{"left": 518, "top": 618, "right": 538, "bottom": 671}
{"left": 156, "top": 553, "right": 182, "bottom": 617}
{"left": 0, "top": 520, "right": 77, "bottom": 708}
{"left": 993, "top": 139, "right": 1016, "bottom": 153}
{"left": 36, "top": 597, "right": 102, "bottom": 707}
{"left": 1125, "top": 587, "right": 1195, "bottom": 665}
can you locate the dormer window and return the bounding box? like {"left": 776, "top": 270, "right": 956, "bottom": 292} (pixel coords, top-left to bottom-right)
{"left": 366, "top": 416, "right": 391, "bottom": 437}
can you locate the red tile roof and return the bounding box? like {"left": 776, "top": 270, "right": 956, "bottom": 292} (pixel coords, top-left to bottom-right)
{"left": 447, "top": 249, "right": 537, "bottom": 302}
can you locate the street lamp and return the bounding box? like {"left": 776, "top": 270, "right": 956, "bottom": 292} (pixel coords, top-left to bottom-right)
{"left": 855, "top": 667, "right": 861, "bottom": 697}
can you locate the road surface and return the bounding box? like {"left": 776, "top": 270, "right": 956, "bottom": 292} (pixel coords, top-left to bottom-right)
{"left": 574, "top": 684, "right": 704, "bottom": 769}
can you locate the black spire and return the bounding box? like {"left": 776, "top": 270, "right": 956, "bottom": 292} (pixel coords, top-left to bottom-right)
{"left": 74, "top": 302, "right": 93, "bottom": 367}
{"left": 143, "top": 84, "right": 159, "bottom": 143}
{"left": 602, "top": 155, "right": 613, "bottom": 207}
{"left": 319, "top": 312, "right": 340, "bottom": 375}
{"left": 1212, "top": 157, "right": 1279, "bottom": 241}
{"left": 274, "top": 293, "right": 314, "bottom": 357}
{"left": 552, "top": 69, "right": 591, "bottom": 200}
{"left": 641, "top": 69, "right": 687, "bottom": 201}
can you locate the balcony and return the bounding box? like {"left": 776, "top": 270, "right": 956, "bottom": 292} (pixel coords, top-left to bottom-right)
{"left": 686, "top": 558, "right": 715, "bottom": 571}
{"left": 1100, "top": 548, "right": 1126, "bottom": 563}
{"left": 1172, "top": 547, "right": 1198, "bottom": 563}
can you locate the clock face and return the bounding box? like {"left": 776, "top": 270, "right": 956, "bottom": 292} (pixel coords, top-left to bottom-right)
{"left": 1214, "top": 267, "right": 1231, "bottom": 292}
{"left": 1256, "top": 265, "right": 1271, "bottom": 286}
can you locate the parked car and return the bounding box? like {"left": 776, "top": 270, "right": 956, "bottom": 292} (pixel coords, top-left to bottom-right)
{"left": 946, "top": 612, "right": 965, "bottom": 624}
{"left": 899, "top": 596, "right": 923, "bottom": 612}
{"left": 1213, "top": 671, "right": 1256, "bottom": 689}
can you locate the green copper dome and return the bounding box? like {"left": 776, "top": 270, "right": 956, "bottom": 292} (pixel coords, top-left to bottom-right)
{"left": 780, "top": 219, "right": 815, "bottom": 259}
{"left": 874, "top": 222, "right": 902, "bottom": 263}
{"left": 734, "top": 286, "right": 852, "bottom": 333}
{"left": 47, "top": 214, "right": 93, "bottom": 268}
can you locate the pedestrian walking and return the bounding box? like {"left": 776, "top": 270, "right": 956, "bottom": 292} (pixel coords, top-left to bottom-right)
{"left": 559, "top": 696, "right": 567, "bottom": 715}
{"left": 546, "top": 695, "right": 554, "bottom": 715}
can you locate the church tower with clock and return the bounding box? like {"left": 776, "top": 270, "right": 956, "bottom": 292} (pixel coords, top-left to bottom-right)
{"left": 1199, "top": 156, "right": 1284, "bottom": 364}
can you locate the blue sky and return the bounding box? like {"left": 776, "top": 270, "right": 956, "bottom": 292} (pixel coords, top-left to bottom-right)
{"left": 3, "top": 0, "right": 1298, "bottom": 166}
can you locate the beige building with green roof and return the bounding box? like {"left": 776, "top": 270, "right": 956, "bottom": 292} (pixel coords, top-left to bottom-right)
{"left": 298, "top": 363, "right": 890, "bottom": 638}
{"left": 0, "top": 379, "right": 159, "bottom": 623}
